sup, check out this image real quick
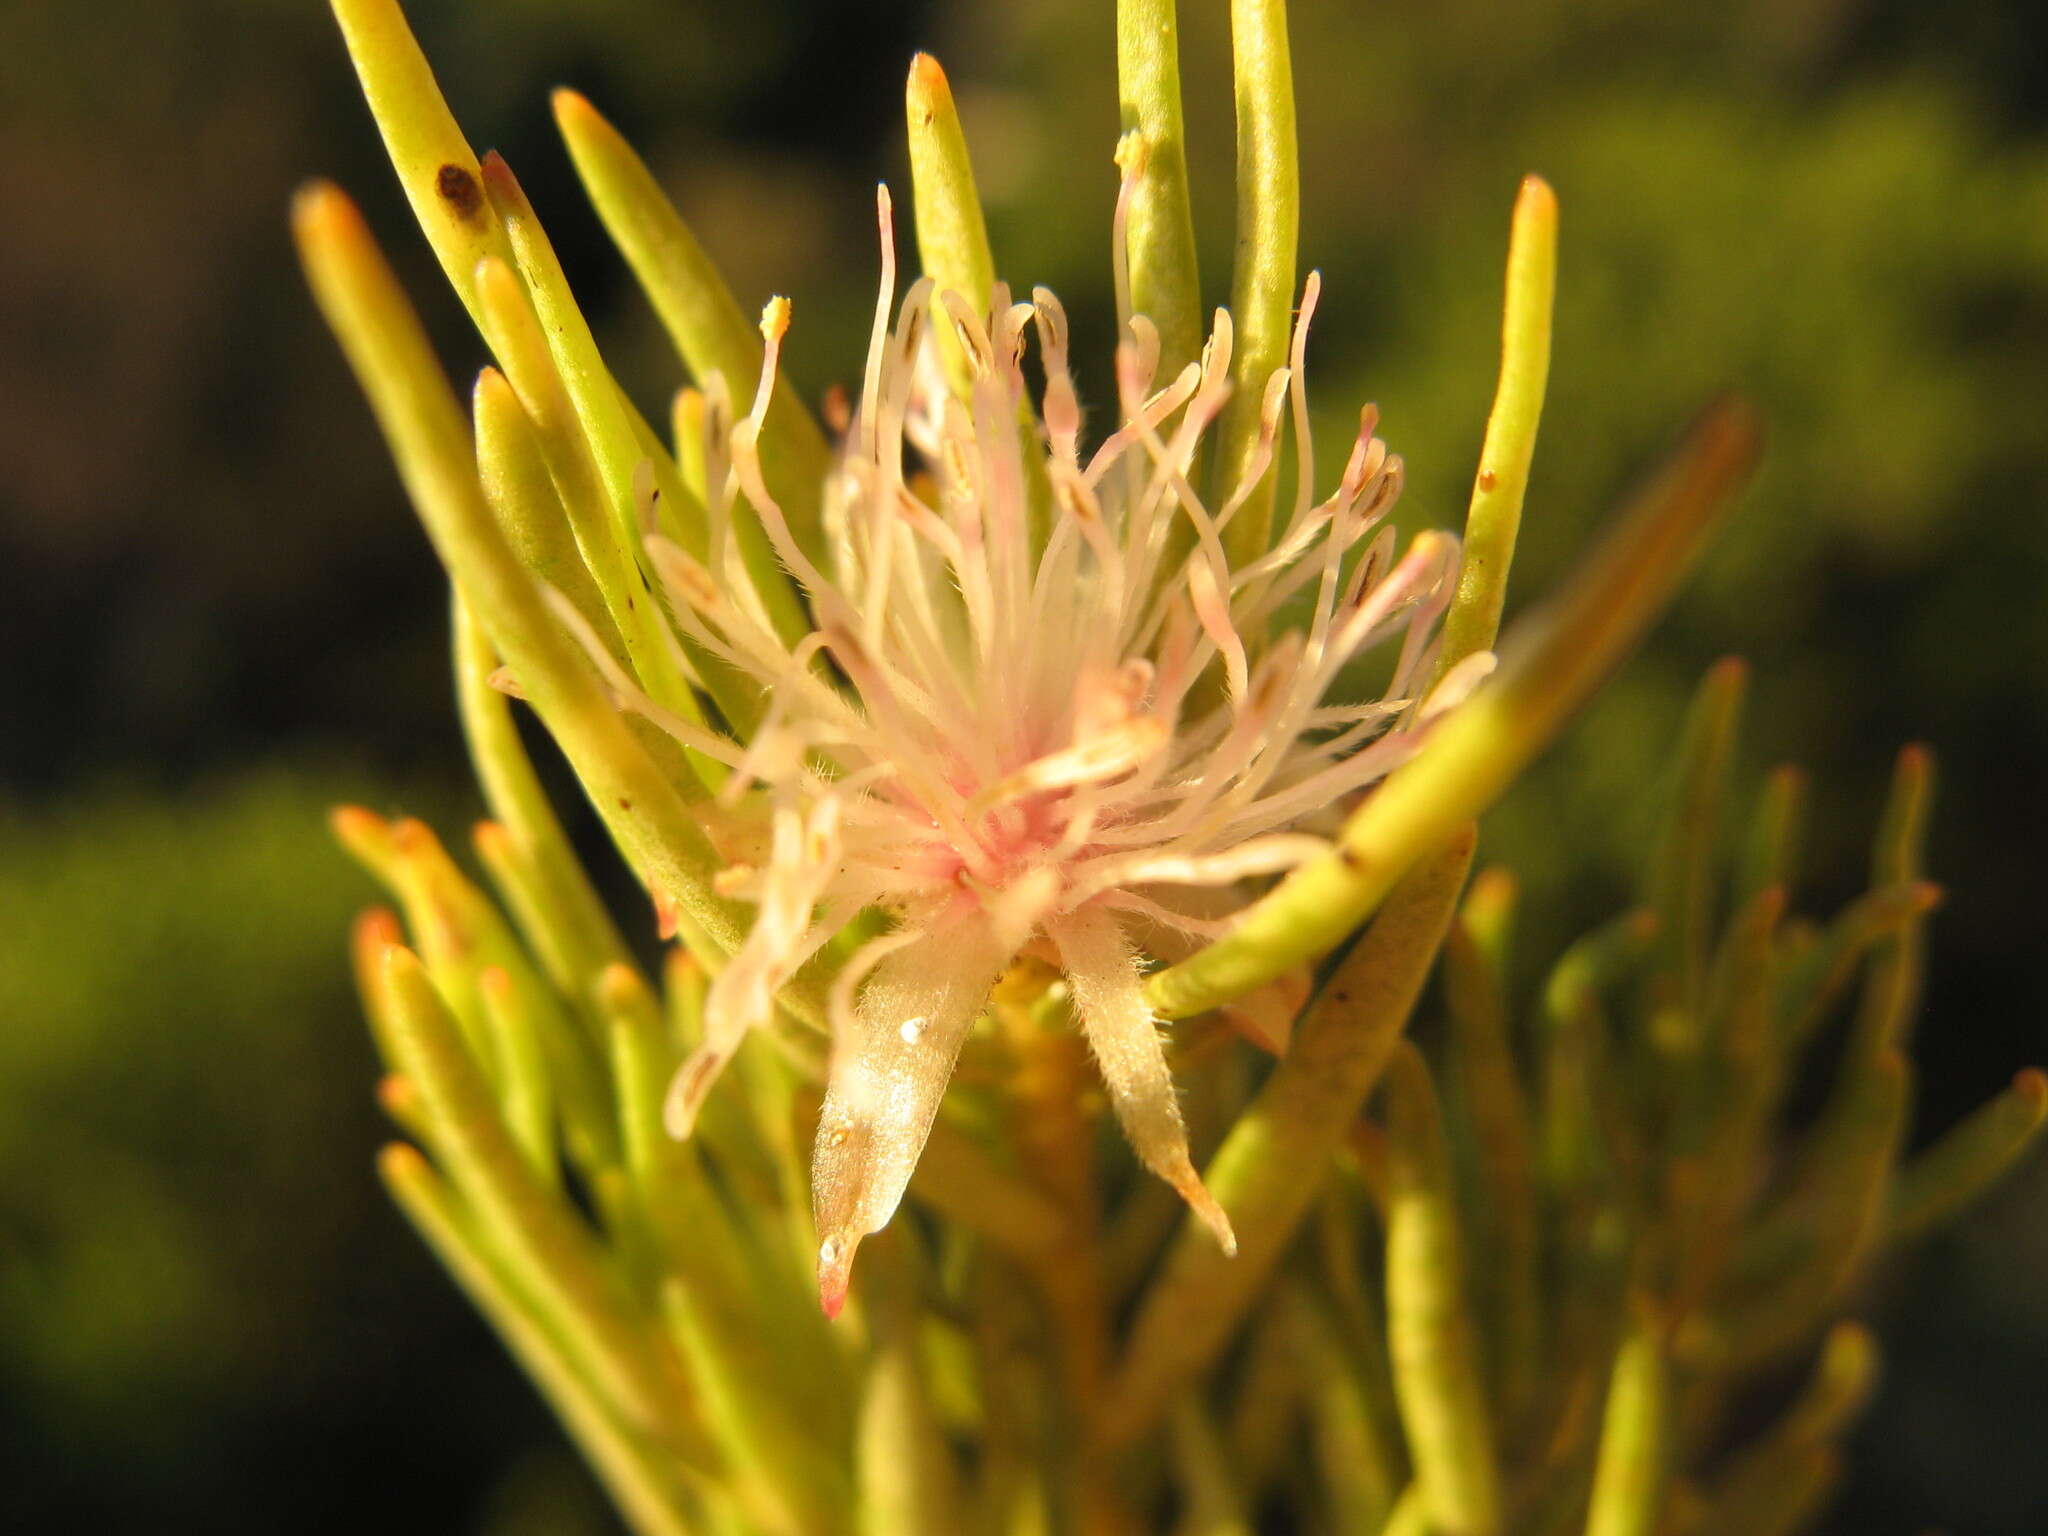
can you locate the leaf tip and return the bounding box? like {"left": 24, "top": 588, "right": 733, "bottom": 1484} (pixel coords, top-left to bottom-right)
{"left": 550, "top": 85, "right": 599, "bottom": 133}
{"left": 906, "top": 51, "right": 952, "bottom": 113}
{"left": 1515, "top": 172, "right": 1558, "bottom": 222}
{"left": 2011, "top": 1066, "right": 2048, "bottom": 1113}
{"left": 290, "top": 178, "right": 358, "bottom": 245}
{"left": 818, "top": 1230, "right": 861, "bottom": 1320}
{"left": 331, "top": 803, "right": 392, "bottom": 860}
{"left": 376, "top": 1140, "right": 430, "bottom": 1184}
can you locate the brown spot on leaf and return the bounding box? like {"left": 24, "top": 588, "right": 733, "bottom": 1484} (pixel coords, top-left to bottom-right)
{"left": 1477, "top": 468, "right": 1498, "bottom": 492}
{"left": 435, "top": 163, "right": 483, "bottom": 220}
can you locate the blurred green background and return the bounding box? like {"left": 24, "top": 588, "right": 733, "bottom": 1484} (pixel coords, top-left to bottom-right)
{"left": 3, "top": 1, "right": 2045, "bottom": 1530}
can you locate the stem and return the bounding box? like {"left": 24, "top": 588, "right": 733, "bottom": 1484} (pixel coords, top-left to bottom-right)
{"left": 1101, "top": 829, "right": 1474, "bottom": 1447}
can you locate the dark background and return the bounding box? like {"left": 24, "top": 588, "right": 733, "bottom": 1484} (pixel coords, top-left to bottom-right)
{"left": 2, "top": 0, "right": 2045, "bottom": 1530}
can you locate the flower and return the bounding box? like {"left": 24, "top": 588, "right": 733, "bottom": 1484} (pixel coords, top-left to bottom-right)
{"left": 550, "top": 155, "right": 1490, "bottom": 1315}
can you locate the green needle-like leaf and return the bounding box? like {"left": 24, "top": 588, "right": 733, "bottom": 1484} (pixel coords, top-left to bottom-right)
{"left": 1116, "top": 0, "right": 1203, "bottom": 381}
{"left": 1886, "top": 1066, "right": 2048, "bottom": 1243}
{"left": 1222, "top": 1303, "right": 1308, "bottom": 1495}
{"left": 1437, "top": 175, "right": 1559, "bottom": 676}
{"left": 376, "top": 942, "right": 689, "bottom": 1444}
{"left": 1693, "top": 1325, "right": 1872, "bottom": 1536}
{"left": 471, "top": 260, "right": 691, "bottom": 706}
{"left": 664, "top": 1277, "right": 853, "bottom": 1536}
{"left": 1539, "top": 909, "right": 1655, "bottom": 1199}
{"left": 555, "top": 87, "right": 833, "bottom": 571}
{"left": 1736, "top": 764, "right": 1807, "bottom": 909}
{"left": 1848, "top": 743, "right": 1937, "bottom": 1066}
{"left": 1780, "top": 1321, "right": 1880, "bottom": 1444}
{"left": 337, "top": 809, "right": 608, "bottom": 1172}
{"left": 328, "top": 0, "right": 517, "bottom": 331}
{"left": 350, "top": 906, "right": 409, "bottom": 1078}
{"left": 1643, "top": 656, "right": 1748, "bottom": 1021}
{"left": 1584, "top": 1303, "right": 1669, "bottom": 1536}
{"left": 1380, "top": 1484, "right": 1433, "bottom": 1536}
{"left": 293, "top": 182, "right": 743, "bottom": 956}
{"left": 477, "top": 154, "right": 714, "bottom": 709}
{"left": 1383, "top": 1042, "right": 1502, "bottom": 1536}
{"left": 1693, "top": 1443, "right": 1839, "bottom": 1536}
{"left": 1294, "top": 1285, "right": 1402, "bottom": 1535}
{"left": 1774, "top": 881, "right": 1942, "bottom": 1048}
{"left": 1168, "top": 1398, "right": 1256, "bottom": 1536}
{"left": 1460, "top": 865, "right": 1519, "bottom": 982}
{"left": 1216, "top": 0, "right": 1299, "bottom": 564}
{"left": 472, "top": 369, "right": 614, "bottom": 638}
{"left": 905, "top": 54, "right": 997, "bottom": 390}
{"left": 858, "top": 1238, "right": 966, "bottom": 1536}
{"left": 1668, "top": 884, "right": 1785, "bottom": 1306}
{"left": 476, "top": 964, "right": 557, "bottom": 1185}
{"left": 1711, "top": 1051, "right": 1909, "bottom": 1372}
{"left": 1443, "top": 909, "right": 1542, "bottom": 1426}
{"left": 380, "top": 1144, "right": 714, "bottom": 1530}
{"left": 455, "top": 593, "right": 636, "bottom": 1011}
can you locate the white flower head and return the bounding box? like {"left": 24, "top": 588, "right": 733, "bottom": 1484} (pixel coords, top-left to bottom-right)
{"left": 578, "top": 165, "right": 1482, "bottom": 1316}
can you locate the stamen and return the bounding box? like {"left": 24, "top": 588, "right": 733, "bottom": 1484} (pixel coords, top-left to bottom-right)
{"left": 861, "top": 185, "right": 897, "bottom": 464}
{"left": 539, "top": 587, "right": 747, "bottom": 766}
{"left": 581, "top": 217, "right": 1479, "bottom": 1296}
{"left": 1064, "top": 833, "right": 1331, "bottom": 908}
{"left": 1111, "top": 131, "right": 1147, "bottom": 336}
{"left": 1282, "top": 272, "right": 1324, "bottom": 544}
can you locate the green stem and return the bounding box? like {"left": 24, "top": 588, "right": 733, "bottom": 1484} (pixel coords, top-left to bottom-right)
{"left": 1101, "top": 828, "right": 1474, "bottom": 1448}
